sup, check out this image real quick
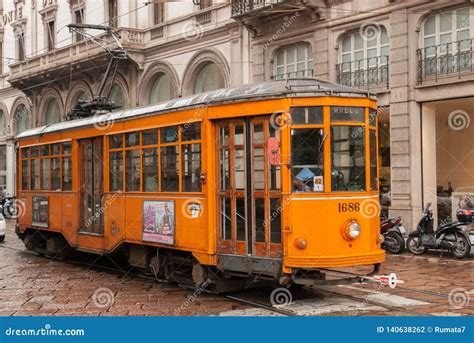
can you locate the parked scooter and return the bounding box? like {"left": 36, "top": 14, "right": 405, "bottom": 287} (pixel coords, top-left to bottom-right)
{"left": 0, "top": 196, "right": 16, "bottom": 219}
{"left": 380, "top": 216, "right": 406, "bottom": 254}
{"left": 407, "top": 203, "right": 472, "bottom": 258}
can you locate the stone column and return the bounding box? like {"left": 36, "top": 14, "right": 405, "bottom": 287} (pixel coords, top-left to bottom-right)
{"left": 388, "top": 9, "right": 421, "bottom": 230}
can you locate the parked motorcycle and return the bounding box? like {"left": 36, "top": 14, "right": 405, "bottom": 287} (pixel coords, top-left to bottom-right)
{"left": 380, "top": 216, "right": 406, "bottom": 254}
{"left": 407, "top": 203, "right": 472, "bottom": 259}
{"left": 0, "top": 196, "right": 16, "bottom": 219}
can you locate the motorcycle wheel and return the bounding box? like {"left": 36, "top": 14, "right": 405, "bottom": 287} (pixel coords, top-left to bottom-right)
{"left": 385, "top": 232, "right": 405, "bottom": 254}
{"left": 407, "top": 236, "right": 427, "bottom": 255}
{"left": 451, "top": 235, "right": 471, "bottom": 259}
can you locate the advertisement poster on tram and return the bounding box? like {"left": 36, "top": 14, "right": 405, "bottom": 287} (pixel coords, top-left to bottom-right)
{"left": 142, "top": 200, "right": 175, "bottom": 244}
{"left": 32, "top": 196, "right": 49, "bottom": 227}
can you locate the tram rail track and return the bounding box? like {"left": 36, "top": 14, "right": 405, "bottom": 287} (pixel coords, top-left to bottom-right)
{"left": 0, "top": 243, "right": 459, "bottom": 316}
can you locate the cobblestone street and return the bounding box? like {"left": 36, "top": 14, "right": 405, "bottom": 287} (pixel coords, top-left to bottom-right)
{"left": 0, "top": 221, "right": 472, "bottom": 317}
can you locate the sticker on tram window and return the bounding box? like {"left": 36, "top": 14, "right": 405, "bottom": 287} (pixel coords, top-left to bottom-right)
{"left": 143, "top": 200, "right": 175, "bottom": 245}
{"left": 313, "top": 176, "right": 323, "bottom": 192}
{"left": 338, "top": 202, "right": 360, "bottom": 212}
{"left": 32, "top": 196, "right": 49, "bottom": 227}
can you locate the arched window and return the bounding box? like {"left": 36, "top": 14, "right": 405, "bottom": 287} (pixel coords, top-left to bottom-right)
{"left": 108, "top": 84, "right": 126, "bottom": 108}
{"left": 149, "top": 73, "right": 173, "bottom": 104}
{"left": 45, "top": 98, "right": 61, "bottom": 125}
{"left": 0, "top": 111, "right": 6, "bottom": 136}
{"left": 421, "top": 7, "right": 472, "bottom": 75}
{"left": 193, "top": 63, "right": 225, "bottom": 94}
{"left": 338, "top": 26, "right": 389, "bottom": 87}
{"left": 15, "top": 104, "right": 30, "bottom": 134}
{"left": 274, "top": 43, "right": 313, "bottom": 79}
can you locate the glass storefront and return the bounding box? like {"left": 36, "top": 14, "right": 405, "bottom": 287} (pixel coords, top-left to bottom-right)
{"left": 422, "top": 98, "right": 474, "bottom": 225}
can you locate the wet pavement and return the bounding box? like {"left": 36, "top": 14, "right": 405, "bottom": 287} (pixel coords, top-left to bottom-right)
{"left": 0, "top": 220, "right": 472, "bottom": 316}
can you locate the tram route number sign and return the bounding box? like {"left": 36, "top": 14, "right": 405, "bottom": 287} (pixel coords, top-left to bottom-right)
{"left": 338, "top": 202, "right": 360, "bottom": 212}
{"left": 142, "top": 200, "right": 175, "bottom": 245}
{"left": 32, "top": 196, "right": 49, "bottom": 227}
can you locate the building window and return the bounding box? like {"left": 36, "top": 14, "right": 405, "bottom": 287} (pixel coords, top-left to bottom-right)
{"left": 199, "top": 0, "right": 212, "bottom": 10}
{"left": 337, "top": 28, "right": 389, "bottom": 87}
{"left": 108, "top": 84, "right": 126, "bottom": 109}
{"left": 45, "top": 98, "right": 61, "bottom": 125}
{"left": 149, "top": 73, "right": 173, "bottom": 104}
{"left": 108, "top": 123, "right": 202, "bottom": 193}
{"left": 274, "top": 44, "right": 313, "bottom": 80}
{"left": 15, "top": 104, "right": 30, "bottom": 134}
{"left": 46, "top": 21, "right": 55, "bottom": 51}
{"left": 108, "top": 0, "right": 118, "bottom": 28}
{"left": 0, "top": 111, "right": 6, "bottom": 136}
{"left": 17, "top": 32, "right": 25, "bottom": 61}
{"left": 74, "top": 9, "right": 84, "bottom": 42}
{"left": 420, "top": 7, "right": 473, "bottom": 76}
{"left": 153, "top": 3, "right": 164, "bottom": 25}
{"left": 193, "top": 62, "right": 225, "bottom": 94}
{"left": 20, "top": 142, "right": 72, "bottom": 191}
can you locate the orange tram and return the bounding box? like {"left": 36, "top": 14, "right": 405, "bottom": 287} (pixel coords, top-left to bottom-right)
{"left": 16, "top": 78, "right": 384, "bottom": 291}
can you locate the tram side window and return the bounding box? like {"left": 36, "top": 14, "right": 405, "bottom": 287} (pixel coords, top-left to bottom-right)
{"left": 21, "top": 148, "right": 29, "bottom": 190}
{"left": 62, "top": 143, "right": 72, "bottom": 191}
{"left": 110, "top": 151, "right": 123, "bottom": 192}
{"left": 291, "top": 128, "right": 325, "bottom": 192}
{"left": 20, "top": 142, "right": 73, "bottom": 192}
{"left": 125, "top": 131, "right": 140, "bottom": 192}
{"left": 369, "top": 130, "right": 378, "bottom": 191}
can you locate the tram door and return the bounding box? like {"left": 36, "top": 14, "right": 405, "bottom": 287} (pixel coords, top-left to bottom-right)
{"left": 79, "top": 137, "right": 104, "bottom": 235}
{"left": 217, "top": 117, "right": 282, "bottom": 257}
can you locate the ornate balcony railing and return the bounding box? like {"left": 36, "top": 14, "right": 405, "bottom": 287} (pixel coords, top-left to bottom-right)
{"left": 271, "top": 69, "right": 314, "bottom": 80}
{"left": 231, "top": 0, "right": 287, "bottom": 17}
{"left": 336, "top": 55, "right": 389, "bottom": 90}
{"left": 417, "top": 38, "right": 474, "bottom": 84}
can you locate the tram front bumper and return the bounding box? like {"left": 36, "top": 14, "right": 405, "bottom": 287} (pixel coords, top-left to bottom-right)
{"left": 284, "top": 249, "right": 385, "bottom": 270}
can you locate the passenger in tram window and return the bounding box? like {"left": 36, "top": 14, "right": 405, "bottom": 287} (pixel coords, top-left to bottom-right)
{"left": 292, "top": 166, "right": 323, "bottom": 192}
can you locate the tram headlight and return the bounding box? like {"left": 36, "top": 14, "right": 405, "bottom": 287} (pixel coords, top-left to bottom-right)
{"left": 342, "top": 220, "right": 361, "bottom": 241}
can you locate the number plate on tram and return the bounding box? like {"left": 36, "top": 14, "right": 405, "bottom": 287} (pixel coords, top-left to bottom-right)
{"left": 338, "top": 202, "right": 360, "bottom": 212}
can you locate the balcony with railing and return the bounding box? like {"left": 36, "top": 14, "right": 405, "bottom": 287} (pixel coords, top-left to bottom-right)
{"left": 231, "top": 0, "right": 288, "bottom": 17}
{"left": 271, "top": 68, "right": 314, "bottom": 80}
{"left": 417, "top": 38, "right": 474, "bottom": 84}
{"left": 336, "top": 56, "right": 389, "bottom": 91}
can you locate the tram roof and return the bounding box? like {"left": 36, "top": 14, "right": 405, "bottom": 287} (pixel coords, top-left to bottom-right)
{"left": 17, "top": 78, "right": 376, "bottom": 139}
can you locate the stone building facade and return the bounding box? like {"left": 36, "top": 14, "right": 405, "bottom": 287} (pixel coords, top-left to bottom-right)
{"left": 0, "top": 0, "right": 473, "bottom": 230}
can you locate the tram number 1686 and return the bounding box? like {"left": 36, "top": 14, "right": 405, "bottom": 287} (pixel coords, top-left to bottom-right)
{"left": 338, "top": 202, "right": 360, "bottom": 212}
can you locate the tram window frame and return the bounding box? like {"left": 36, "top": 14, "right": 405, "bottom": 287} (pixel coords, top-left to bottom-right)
{"left": 108, "top": 123, "right": 202, "bottom": 193}
{"left": 330, "top": 106, "right": 368, "bottom": 193}
{"left": 290, "top": 106, "right": 325, "bottom": 193}
{"left": 20, "top": 141, "right": 73, "bottom": 192}
{"left": 369, "top": 109, "right": 378, "bottom": 191}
